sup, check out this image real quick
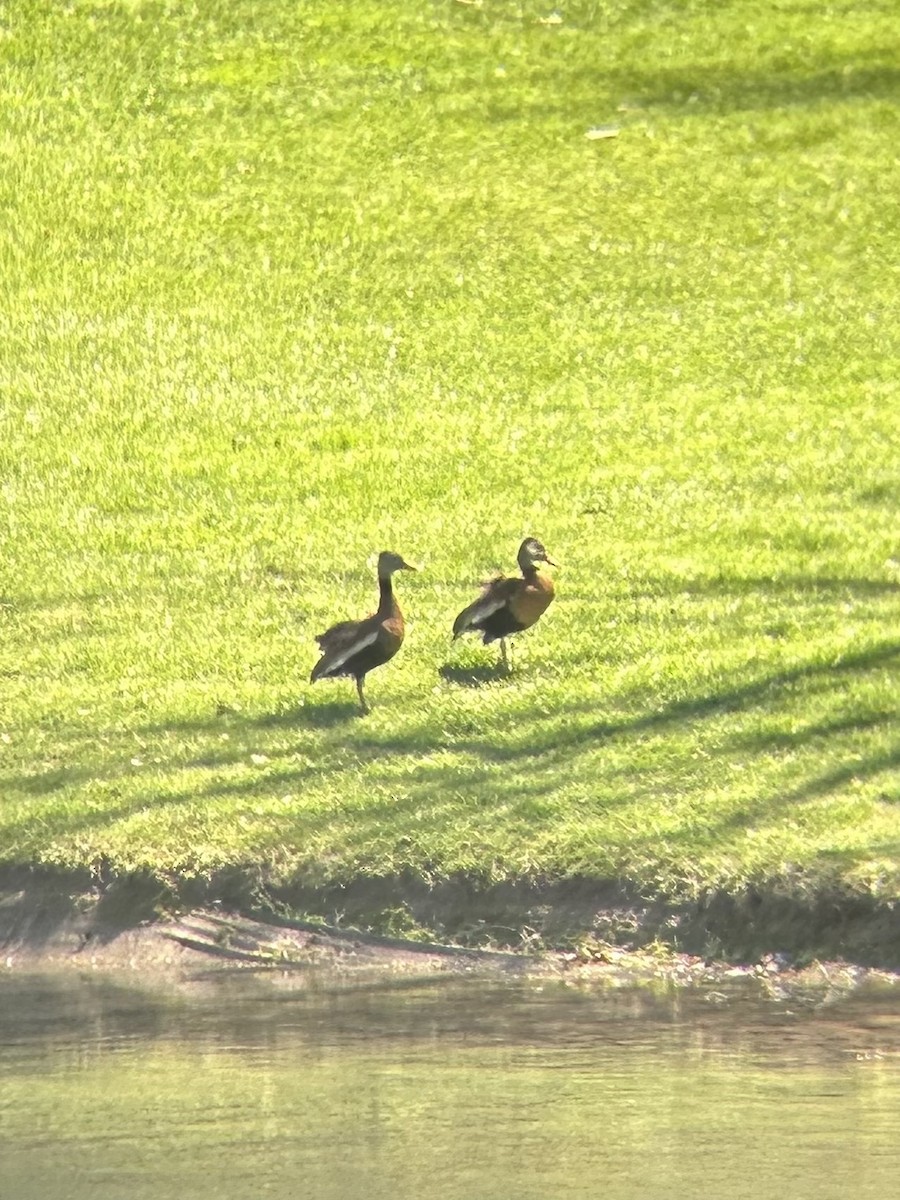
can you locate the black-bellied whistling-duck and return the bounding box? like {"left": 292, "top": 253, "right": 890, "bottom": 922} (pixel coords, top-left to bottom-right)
{"left": 310, "top": 551, "right": 416, "bottom": 713}
{"left": 452, "top": 538, "right": 557, "bottom": 671}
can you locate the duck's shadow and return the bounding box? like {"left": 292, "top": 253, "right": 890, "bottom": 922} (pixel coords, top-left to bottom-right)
{"left": 256, "top": 701, "right": 364, "bottom": 729}
{"left": 439, "top": 663, "right": 510, "bottom": 688}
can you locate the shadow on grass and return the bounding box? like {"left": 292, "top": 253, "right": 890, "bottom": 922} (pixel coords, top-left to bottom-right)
{"left": 4, "top": 634, "right": 897, "bottom": 887}
{"left": 133, "top": 699, "right": 364, "bottom": 739}
{"left": 627, "top": 745, "right": 900, "bottom": 850}
{"left": 438, "top": 662, "right": 509, "bottom": 688}
{"left": 725, "top": 711, "right": 896, "bottom": 754}
{"left": 14, "top": 765, "right": 100, "bottom": 794}
{"left": 668, "top": 575, "right": 900, "bottom": 600}
{"left": 621, "top": 63, "right": 899, "bottom": 115}
{"left": 551, "top": 44, "right": 900, "bottom": 118}
{"left": 479, "top": 53, "right": 899, "bottom": 134}
{"left": 11, "top": 636, "right": 900, "bottom": 779}
{"left": 255, "top": 701, "right": 364, "bottom": 729}
{"left": 786, "top": 749, "right": 900, "bottom": 806}
{"left": 421, "top": 638, "right": 900, "bottom": 768}
{"left": 570, "top": 638, "right": 900, "bottom": 750}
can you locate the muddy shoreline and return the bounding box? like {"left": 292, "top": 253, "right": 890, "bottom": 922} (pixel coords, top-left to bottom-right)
{"left": 1, "top": 863, "right": 897, "bottom": 981}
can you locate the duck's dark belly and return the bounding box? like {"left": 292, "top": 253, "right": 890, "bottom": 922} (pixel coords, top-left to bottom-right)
{"left": 479, "top": 609, "right": 528, "bottom": 643}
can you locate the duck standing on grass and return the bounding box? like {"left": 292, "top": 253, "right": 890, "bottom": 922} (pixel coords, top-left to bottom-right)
{"left": 452, "top": 537, "right": 557, "bottom": 671}
{"left": 310, "top": 551, "right": 417, "bottom": 714}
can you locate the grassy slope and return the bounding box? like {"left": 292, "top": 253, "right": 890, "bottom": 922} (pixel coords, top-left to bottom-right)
{"left": 0, "top": 0, "right": 898, "bottom": 914}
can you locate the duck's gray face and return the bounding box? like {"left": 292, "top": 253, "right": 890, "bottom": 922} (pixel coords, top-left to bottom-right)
{"left": 378, "top": 551, "right": 418, "bottom": 576}
{"left": 520, "top": 538, "right": 557, "bottom": 568}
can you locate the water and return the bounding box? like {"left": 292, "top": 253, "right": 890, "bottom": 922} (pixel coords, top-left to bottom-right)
{"left": 1, "top": 967, "right": 898, "bottom": 1200}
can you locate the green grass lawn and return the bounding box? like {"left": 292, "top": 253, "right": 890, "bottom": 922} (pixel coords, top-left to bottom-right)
{"left": 0, "top": 0, "right": 898, "bottom": 928}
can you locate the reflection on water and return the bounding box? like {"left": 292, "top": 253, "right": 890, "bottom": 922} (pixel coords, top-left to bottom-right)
{"left": 1, "top": 969, "right": 898, "bottom": 1200}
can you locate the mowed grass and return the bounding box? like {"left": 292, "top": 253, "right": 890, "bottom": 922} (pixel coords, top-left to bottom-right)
{"left": 0, "top": 0, "right": 898, "bottom": 915}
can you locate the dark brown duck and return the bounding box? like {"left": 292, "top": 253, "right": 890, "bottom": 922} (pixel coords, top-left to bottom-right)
{"left": 310, "top": 550, "right": 416, "bottom": 713}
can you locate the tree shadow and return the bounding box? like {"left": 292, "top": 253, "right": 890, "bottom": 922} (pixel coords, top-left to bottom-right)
{"left": 574, "top": 637, "right": 900, "bottom": 751}
{"left": 14, "top": 764, "right": 100, "bottom": 794}
{"left": 515, "top": 41, "right": 900, "bottom": 120}
{"left": 607, "top": 61, "right": 900, "bottom": 116}
{"left": 724, "top": 711, "right": 896, "bottom": 755}
{"left": 0, "top": 590, "right": 110, "bottom": 613}
{"left": 4, "top": 612, "right": 897, "bottom": 922}
{"left": 666, "top": 575, "right": 900, "bottom": 600}
{"left": 785, "top": 749, "right": 900, "bottom": 807}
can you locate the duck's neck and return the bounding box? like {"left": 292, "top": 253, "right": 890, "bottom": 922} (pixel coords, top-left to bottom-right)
{"left": 520, "top": 560, "right": 552, "bottom": 593}
{"left": 377, "top": 572, "right": 399, "bottom": 617}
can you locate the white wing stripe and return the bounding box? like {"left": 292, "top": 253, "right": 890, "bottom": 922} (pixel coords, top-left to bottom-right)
{"left": 324, "top": 629, "right": 379, "bottom": 673}
{"left": 467, "top": 596, "right": 506, "bottom": 623}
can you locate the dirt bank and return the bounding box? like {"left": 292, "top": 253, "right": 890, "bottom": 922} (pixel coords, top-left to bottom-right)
{"left": 1, "top": 863, "right": 897, "bottom": 981}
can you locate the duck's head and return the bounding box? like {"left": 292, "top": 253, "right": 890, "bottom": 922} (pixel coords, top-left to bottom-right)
{"left": 377, "top": 550, "right": 418, "bottom": 577}
{"left": 518, "top": 537, "right": 557, "bottom": 570}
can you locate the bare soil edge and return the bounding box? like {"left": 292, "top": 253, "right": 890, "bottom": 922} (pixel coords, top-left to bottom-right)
{"left": 1, "top": 863, "right": 898, "bottom": 981}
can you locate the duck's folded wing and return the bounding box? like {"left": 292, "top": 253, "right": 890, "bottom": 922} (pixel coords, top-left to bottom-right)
{"left": 312, "top": 616, "right": 380, "bottom": 679}
{"left": 452, "top": 576, "right": 518, "bottom": 636}
{"left": 315, "top": 619, "right": 363, "bottom": 652}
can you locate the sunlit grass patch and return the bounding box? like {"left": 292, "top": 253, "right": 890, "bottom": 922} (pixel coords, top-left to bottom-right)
{"left": 0, "top": 0, "right": 898, "bottom": 921}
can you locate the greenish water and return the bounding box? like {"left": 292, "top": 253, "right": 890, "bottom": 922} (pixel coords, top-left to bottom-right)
{"left": 1, "top": 970, "right": 898, "bottom": 1200}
